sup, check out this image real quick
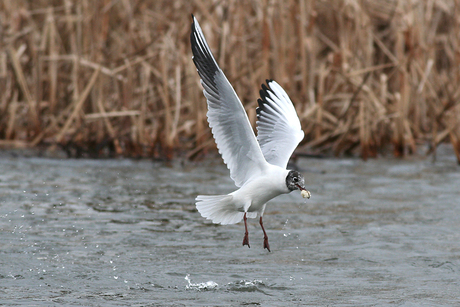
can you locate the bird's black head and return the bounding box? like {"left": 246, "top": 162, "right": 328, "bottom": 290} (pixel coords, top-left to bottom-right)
{"left": 285, "top": 170, "right": 306, "bottom": 192}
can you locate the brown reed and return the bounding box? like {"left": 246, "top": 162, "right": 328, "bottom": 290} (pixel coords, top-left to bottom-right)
{"left": 1, "top": 0, "right": 460, "bottom": 162}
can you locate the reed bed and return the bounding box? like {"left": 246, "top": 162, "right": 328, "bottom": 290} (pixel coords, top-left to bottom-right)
{"left": 1, "top": 0, "right": 460, "bottom": 162}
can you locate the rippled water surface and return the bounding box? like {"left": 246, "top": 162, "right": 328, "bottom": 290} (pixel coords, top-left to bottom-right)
{"left": 1, "top": 147, "right": 460, "bottom": 306}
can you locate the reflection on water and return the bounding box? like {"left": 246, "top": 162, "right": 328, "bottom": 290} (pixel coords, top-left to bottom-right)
{"left": 1, "top": 146, "right": 460, "bottom": 305}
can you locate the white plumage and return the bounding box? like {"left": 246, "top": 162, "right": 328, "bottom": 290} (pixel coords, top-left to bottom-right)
{"left": 191, "top": 15, "right": 309, "bottom": 251}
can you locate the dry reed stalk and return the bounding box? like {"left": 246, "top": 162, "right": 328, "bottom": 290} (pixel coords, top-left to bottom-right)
{"left": 158, "top": 49, "right": 173, "bottom": 158}
{"left": 139, "top": 63, "right": 149, "bottom": 147}
{"left": 30, "top": 99, "right": 73, "bottom": 147}
{"left": 6, "top": 91, "right": 18, "bottom": 140}
{"left": 47, "top": 8, "right": 58, "bottom": 112}
{"left": 0, "top": 140, "right": 29, "bottom": 149}
{"left": 85, "top": 110, "right": 142, "bottom": 120}
{"left": 170, "top": 65, "right": 182, "bottom": 144}
{"left": 298, "top": 0, "right": 308, "bottom": 92}
{"left": 306, "top": 0, "right": 317, "bottom": 106}
{"left": 315, "top": 63, "right": 326, "bottom": 139}
{"left": 95, "top": 81, "right": 123, "bottom": 155}
{"left": 8, "top": 46, "right": 40, "bottom": 132}
{"left": 261, "top": 0, "right": 270, "bottom": 80}
{"left": 218, "top": 10, "right": 229, "bottom": 71}
{"left": 0, "top": 0, "right": 459, "bottom": 161}
{"left": 0, "top": 52, "right": 7, "bottom": 78}
{"left": 0, "top": 69, "right": 11, "bottom": 114}
{"left": 393, "top": 5, "right": 408, "bottom": 156}
{"left": 359, "top": 98, "right": 366, "bottom": 159}
{"left": 55, "top": 66, "right": 101, "bottom": 143}
{"left": 415, "top": 59, "right": 434, "bottom": 132}
{"left": 450, "top": 132, "right": 460, "bottom": 163}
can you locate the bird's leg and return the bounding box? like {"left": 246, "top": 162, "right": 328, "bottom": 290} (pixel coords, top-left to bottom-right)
{"left": 260, "top": 216, "right": 270, "bottom": 252}
{"left": 242, "top": 212, "right": 250, "bottom": 248}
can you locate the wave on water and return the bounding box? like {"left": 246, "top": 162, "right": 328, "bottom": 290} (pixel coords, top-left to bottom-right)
{"left": 226, "top": 279, "right": 266, "bottom": 293}
{"left": 185, "top": 275, "right": 269, "bottom": 294}
{"left": 184, "top": 274, "right": 218, "bottom": 291}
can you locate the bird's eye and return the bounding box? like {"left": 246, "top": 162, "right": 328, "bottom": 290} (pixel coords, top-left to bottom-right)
{"left": 293, "top": 177, "right": 298, "bottom": 182}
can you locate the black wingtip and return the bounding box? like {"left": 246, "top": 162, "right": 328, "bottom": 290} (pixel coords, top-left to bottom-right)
{"left": 261, "top": 79, "right": 275, "bottom": 93}
{"left": 261, "top": 79, "right": 281, "bottom": 99}
{"left": 256, "top": 80, "right": 280, "bottom": 119}
{"left": 261, "top": 83, "right": 269, "bottom": 92}
{"left": 191, "top": 14, "right": 196, "bottom": 29}
{"left": 190, "top": 15, "right": 220, "bottom": 91}
{"left": 256, "top": 98, "right": 264, "bottom": 119}
{"left": 259, "top": 83, "right": 269, "bottom": 102}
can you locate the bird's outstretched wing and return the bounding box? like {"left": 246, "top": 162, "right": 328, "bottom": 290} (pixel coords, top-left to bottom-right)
{"left": 191, "top": 16, "right": 268, "bottom": 187}
{"left": 256, "top": 80, "right": 304, "bottom": 168}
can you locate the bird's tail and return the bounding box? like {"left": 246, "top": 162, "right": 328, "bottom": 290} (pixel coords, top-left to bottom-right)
{"left": 196, "top": 194, "right": 255, "bottom": 225}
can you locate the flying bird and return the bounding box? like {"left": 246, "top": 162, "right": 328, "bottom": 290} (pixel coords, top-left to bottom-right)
{"left": 190, "top": 15, "right": 310, "bottom": 252}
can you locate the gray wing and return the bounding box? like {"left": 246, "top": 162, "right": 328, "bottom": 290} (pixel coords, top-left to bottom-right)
{"left": 256, "top": 80, "right": 304, "bottom": 168}
{"left": 191, "top": 16, "right": 268, "bottom": 187}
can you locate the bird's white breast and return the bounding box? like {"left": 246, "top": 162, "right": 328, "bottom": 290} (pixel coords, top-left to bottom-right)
{"left": 230, "top": 164, "right": 290, "bottom": 213}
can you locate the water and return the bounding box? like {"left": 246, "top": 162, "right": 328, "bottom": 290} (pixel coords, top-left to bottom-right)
{"left": 1, "top": 146, "right": 459, "bottom": 306}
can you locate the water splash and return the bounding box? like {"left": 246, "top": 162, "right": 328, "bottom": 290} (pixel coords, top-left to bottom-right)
{"left": 184, "top": 274, "right": 218, "bottom": 291}
{"left": 226, "top": 280, "right": 267, "bottom": 293}
{"left": 282, "top": 219, "right": 289, "bottom": 230}
{"left": 282, "top": 219, "right": 291, "bottom": 237}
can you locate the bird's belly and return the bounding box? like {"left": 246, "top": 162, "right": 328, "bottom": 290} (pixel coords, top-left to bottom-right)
{"left": 231, "top": 177, "right": 287, "bottom": 213}
{"left": 250, "top": 189, "right": 280, "bottom": 210}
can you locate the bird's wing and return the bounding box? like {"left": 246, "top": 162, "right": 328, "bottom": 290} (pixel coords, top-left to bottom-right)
{"left": 256, "top": 80, "right": 304, "bottom": 168}
{"left": 191, "top": 16, "right": 268, "bottom": 187}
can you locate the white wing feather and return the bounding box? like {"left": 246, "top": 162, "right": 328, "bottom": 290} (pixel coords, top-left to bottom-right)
{"left": 256, "top": 80, "right": 304, "bottom": 168}
{"left": 191, "top": 16, "right": 268, "bottom": 187}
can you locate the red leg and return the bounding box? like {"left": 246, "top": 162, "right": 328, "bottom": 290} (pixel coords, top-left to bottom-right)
{"left": 242, "top": 212, "right": 250, "bottom": 248}
{"left": 260, "top": 216, "right": 270, "bottom": 252}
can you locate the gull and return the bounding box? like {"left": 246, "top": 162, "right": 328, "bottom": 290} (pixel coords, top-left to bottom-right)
{"left": 190, "top": 15, "right": 310, "bottom": 252}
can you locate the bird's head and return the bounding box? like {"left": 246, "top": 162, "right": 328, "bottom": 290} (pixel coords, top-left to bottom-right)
{"left": 286, "top": 170, "right": 310, "bottom": 198}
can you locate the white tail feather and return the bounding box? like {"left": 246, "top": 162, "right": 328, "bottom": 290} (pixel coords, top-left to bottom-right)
{"left": 196, "top": 195, "right": 256, "bottom": 225}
